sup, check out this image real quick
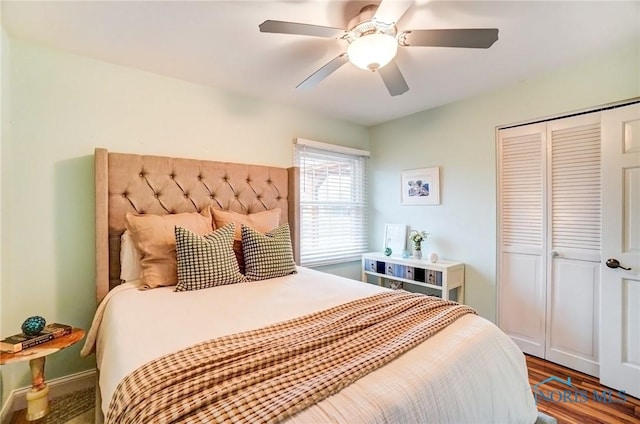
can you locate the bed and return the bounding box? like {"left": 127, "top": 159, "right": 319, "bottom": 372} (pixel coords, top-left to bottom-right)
{"left": 86, "top": 148, "right": 540, "bottom": 423}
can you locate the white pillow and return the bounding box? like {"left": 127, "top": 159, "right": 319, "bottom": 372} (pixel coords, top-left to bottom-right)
{"left": 120, "top": 230, "right": 142, "bottom": 283}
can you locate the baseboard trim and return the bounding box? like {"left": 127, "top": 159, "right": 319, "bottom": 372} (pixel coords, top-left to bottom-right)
{"left": 0, "top": 391, "right": 15, "bottom": 424}
{"left": 1, "top": 369, "right": 96, "bottom": 424}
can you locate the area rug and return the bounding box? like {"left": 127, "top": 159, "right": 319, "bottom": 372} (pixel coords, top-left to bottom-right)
{"left": 45, "top": 387, "right": 94, "bottom": 424}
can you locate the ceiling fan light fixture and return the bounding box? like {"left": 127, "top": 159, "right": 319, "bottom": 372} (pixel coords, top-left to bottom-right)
{"left": 347, "top": 33, "right": 398, "bottom": 71}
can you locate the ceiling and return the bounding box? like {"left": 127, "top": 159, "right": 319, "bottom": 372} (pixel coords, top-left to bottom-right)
{"left": 1, "top": 1, "right": 639, "bottom": 126}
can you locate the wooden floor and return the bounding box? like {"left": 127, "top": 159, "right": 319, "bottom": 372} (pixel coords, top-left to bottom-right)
{"left": 526, "top": 355, "right": 640, "bottom": 424}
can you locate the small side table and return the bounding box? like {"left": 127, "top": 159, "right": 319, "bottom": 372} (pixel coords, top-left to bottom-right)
{"left": 361, "top": 252, "right": 465, "bottom": 303}
{"left": 0, "top": 328, "right": 85, "bottom": 421}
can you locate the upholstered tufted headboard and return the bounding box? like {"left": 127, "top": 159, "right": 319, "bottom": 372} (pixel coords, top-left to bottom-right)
{"left": 94, "top": 148, "right": 299, "bottom": 303}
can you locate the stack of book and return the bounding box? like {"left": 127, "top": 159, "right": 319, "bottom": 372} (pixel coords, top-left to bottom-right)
{"left": 0, "top": 323, "right": 73, "bottom": 353}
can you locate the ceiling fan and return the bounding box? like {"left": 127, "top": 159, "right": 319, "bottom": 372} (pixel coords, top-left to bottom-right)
{"left": 259, "top": 0, "right": 498, "bottom": 96}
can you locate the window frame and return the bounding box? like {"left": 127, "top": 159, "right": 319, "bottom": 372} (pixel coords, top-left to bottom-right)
{"left": 294, "top": 138, "right": 369, "bottom": 267}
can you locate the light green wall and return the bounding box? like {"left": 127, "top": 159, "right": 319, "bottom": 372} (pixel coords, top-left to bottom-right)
{"left": 369, "top": 43, "right": 640, "bottom": 321}
{"left": 0, "top": 36, "right": 369, "bottom": 403}
{"left": 0, "top": 24, "right": 8, "bottom": 408}
{"left": 313, "top": 261, "right": 362, "bottom": 281}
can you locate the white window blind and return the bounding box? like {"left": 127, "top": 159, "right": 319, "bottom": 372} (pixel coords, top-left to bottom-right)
{"left": 294, "top": 140, "right": 368, "bottom": 266}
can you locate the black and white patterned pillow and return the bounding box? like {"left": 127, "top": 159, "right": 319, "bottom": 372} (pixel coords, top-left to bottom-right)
{"left": 174, "top": 223, "right": 246, "bottom": 291}
{"left": 242, "top": 223, "right": 297, "bottom": 281}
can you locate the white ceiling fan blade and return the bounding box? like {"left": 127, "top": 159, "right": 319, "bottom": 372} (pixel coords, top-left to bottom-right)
{"left": 297, "top": 54, "right": 349, "bottom": 90}
{"left": 259, "top": 20, "right": 347, "bottom": 39}
{"left": 378, "top": 61, "right": 409, "bottom": 96}
{"left": 372, "top": 0, "right": 413, "bottom": 29}
{"left": 400, "top": 28, "right": 499, "bottom": 48}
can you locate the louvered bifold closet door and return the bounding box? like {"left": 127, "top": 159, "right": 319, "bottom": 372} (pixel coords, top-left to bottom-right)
{"left": 545, "top": 113, "right": 601, "bottom": 377}
{"left": 497, "top": 123, "right": 547, "bottom": 357}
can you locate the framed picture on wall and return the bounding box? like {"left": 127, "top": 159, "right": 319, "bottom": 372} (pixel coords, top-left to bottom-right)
{"left": 401, "top": 167, "right": 440, "bottom": 205}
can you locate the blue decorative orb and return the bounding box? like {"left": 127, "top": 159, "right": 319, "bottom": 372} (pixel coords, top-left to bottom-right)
{"left": 21, "top": 316, "right": 46, "bottom": 336}
{"left": 384, "top": 247, "right": 392, "bottom": 256}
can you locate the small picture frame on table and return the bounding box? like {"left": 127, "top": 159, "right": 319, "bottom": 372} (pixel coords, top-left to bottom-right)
{"left": 383, "top": 224, "right": 407, "bottom": 256}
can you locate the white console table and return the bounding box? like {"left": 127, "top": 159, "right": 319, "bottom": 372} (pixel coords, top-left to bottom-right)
{"left": 361, "top": 252, "right": 465, "bottom": 303}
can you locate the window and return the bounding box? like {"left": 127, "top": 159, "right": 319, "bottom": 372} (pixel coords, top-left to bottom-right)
{"left": 294, "top": 139, "right": 369, "bottom": 266}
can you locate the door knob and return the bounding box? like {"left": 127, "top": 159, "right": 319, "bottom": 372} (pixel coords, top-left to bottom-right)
{"left": 605, "top": 258, "right": 631, "bottom": 271}
{"left": 551, "top": 251, "right": 559, "bottom": 258}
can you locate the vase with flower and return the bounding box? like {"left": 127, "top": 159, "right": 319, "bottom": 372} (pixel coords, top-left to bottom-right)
{"left": 409, "top": 230, "right": 429, "bottom": 259}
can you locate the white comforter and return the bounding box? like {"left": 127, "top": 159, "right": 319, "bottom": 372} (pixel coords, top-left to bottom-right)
{"left": 86, "top": 267, "right": 537, "bottom": 423}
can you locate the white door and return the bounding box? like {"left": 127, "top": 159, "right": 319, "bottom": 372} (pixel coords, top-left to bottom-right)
{"left": 498, "top": 113, "right": 603, "bottom": 376}
{"left": 545, "top": 113, "right": 601, "bottom": 377}
{"left": 497, "top": 123, "right": 547, "bottom": 357}
{"left": 600, "top": 103, "right": 640, "bottom": 398}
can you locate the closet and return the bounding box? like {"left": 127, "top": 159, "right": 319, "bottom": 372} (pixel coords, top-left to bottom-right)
{"left": 497, "top": 111, "right": 602, "bottom": 377}
{"left": 498, "top": 102, "right": 640, "bottom": 397}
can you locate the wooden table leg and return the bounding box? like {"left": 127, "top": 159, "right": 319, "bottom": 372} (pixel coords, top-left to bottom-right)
{"left": 25, "top": 356, "right": 50, "bottom": 421}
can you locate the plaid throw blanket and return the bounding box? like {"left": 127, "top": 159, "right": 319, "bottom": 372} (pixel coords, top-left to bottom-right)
{"left": 106, "top": 291, "right": 476, "bottom": 424}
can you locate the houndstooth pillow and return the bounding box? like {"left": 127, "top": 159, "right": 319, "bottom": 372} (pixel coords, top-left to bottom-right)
{"left": 175, "top": 223, "right": 247, "bottom": 291}
{"left": 242, "top": 223, "right": 297, "bottom": 281}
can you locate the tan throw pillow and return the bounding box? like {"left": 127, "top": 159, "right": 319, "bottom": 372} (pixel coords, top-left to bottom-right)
{"left": 211, "top": 208, "right": 281, "bottom": 239}
{"left": 211, "top": 208, "right": 281, "bottom": 273}
{"left": 125, "top": 211, "right": 213, "bottom": 288}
